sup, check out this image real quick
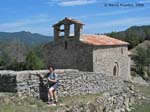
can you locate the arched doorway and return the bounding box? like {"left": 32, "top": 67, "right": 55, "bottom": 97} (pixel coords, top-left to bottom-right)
{"left": 113, "top": 62, "right": 119, "bottom": 76}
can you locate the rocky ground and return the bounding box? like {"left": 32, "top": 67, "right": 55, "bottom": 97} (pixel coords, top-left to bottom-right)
{"left": 130, "top": 83, "right": 150, "bottom": 112}
{"left": 0, "top": 82, "right": 150, "bottom": 112}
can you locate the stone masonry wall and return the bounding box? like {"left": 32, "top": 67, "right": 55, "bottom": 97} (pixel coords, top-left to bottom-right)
{"left": 58, "top": 70, "right": 125, "bottom": 97}
{"left": 43, "top": 39, "right": 93, "bottom": 71}
{"left": 93, "top": 45, "right": 131, "bottom": 81}
{"left": 0, "top": 69, "right": 127, "bottom": 102}
{"left": 0, "top": 71, "right": 17, "bottom": 92}
{"left": 66, "top": 88, "right": 135, "bottom": 112}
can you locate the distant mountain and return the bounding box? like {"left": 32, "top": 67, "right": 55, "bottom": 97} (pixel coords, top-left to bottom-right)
{"left": 106, "top": 25, "right": 150, "bottom": 49}
{"left": 0, "top": 31, "right": 53, "bottom": 65}
{"left": 0, "top": 31, "right": 53, "bottom": 47}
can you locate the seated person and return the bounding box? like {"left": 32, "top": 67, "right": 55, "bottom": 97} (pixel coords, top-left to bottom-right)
{"left": 37, "top": 65, "right": 64, "bottom": 105}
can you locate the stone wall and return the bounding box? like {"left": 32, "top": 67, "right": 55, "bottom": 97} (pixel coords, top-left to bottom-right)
{"left": 66, "top": 88, "right": 135, "bottom": 112}
{"left": 93, "top": 45, "right": 131, "bottom": 81}
{"left": 0, "top": 70, "right": 127, "bottom": 101}
{"left": 0, "top": 71, "right": 17, "bottom": 92}
{"left": 43, "top": 39, "right": 93, "bottom": 71}
{"left": 58, "top": 70, "right": 125, "bottom": 97}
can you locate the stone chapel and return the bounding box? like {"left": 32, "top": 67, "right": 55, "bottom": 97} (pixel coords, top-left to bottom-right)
{"left": 43, "top": 17, "right": 130, "bottom": 80}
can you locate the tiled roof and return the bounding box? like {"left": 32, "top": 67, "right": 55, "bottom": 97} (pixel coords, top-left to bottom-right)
{"left": 65, "top": 17, "right": 84, "bottom": 25}
{"left": 80, "top": 34, "right": 129, "bottom": 46}
{"left": 53, "top": 17, "right": 84, "bottom": 27}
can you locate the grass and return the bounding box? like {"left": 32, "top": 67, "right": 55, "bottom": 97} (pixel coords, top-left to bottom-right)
{"left": 1, "top": 84, "right": 150, "bottom": 112}
{"left": 131, "top": 84, "right": 150, "bottom": 112}
{"left": 59, "top": 93, "right": 102, "bottom": 105}
{"left": 0, "top": 92, "right": 102, "bottom": 112}
{"left": 131, "top": 103, "right": 150, "bottom": 112}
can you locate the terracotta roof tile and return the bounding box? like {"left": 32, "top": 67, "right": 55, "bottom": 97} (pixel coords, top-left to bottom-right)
{"left": 65, "top": 17, "right": 84, "bottom": 25}
{"left": 53, "top": 17, "right": 84, "bottom": 27}
{"left": 80, "top": 34, "right": 129, "bottom": 46}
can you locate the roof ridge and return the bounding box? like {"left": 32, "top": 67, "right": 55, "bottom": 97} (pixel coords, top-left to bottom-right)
{"left": 80, "top": 34, "right": 129, "bottom": 46}
{"left": 53, "top": 17, "right": 84, "bottom": 27}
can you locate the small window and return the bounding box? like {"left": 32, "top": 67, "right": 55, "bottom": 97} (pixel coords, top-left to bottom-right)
{"left": 113, "top": 65, "right": 117, "bottom": 76}
{"left": 64, "top": 41, "right": 67, "bottom": 49}
{"left": 113, "top": 62, "right": 119, "bottom": 76}
{"left": 60, "top": 25, "right": 65, "bottom": 37}
{"left": 70, "top": 24, "right": 75, "bottom": 36}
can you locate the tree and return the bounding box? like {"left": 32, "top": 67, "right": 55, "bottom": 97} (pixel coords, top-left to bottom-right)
{"left": 0, "top": 51, "right": 11, "bottom": 69}
{"left": 134, "top": 45, "right": 150, "bottom": 80}
{"left": 26, "top": 51, "right": 44, "bottom": 70}
{"left": 6, "top": 60, "right": 27, "bottom": 71}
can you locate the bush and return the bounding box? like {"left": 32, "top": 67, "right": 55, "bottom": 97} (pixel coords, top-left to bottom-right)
{"left": 7, "top": 61, "right": 27, "bottom": 71}
{"left": 25, "top": 51, "right": 44, "bottom": 70}
{"left": 6, "top": 51, "right": 45, "bottom": 70}
{"left": 133, "top": 45, "right": 150, "bottom": 80}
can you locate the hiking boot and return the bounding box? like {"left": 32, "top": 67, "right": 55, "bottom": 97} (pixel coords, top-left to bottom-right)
{"left": 47, "top": 99, "right": 53, "bottom": 104}
{"left": 54, "top": 100, "right": 58, "bottom": 105}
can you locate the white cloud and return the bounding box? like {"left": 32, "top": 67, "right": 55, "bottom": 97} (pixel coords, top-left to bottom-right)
{"left": 59, "top": 0, "right": 97, "bottom": 6}
{"left": 0, "top": 14, "right": 52, "bottom": 29}
{"left": 139, "top": 0, "right": 150, "bottom": 4}
{"left": 89, "top": 17, "right": 150, "bottom": 28}
{"left": 74, "top": 7, "right": 149, "bottom": 19}
{"left": 47, "top": 0, "right": 97, "bottom": 6}
{"left": 0, "top": 14, "right": 54, "bottom": 35}
{"left": 84, "top": 17, "right": 150, "bottom": 33}
{"left": 74, "top": 9, "right": 136, "bottom": 19}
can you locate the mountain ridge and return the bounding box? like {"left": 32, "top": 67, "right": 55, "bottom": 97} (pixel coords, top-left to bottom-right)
{"left": 106, "top": 25, "right": 150, "bottom": 49}
{"left": 0, "top": 31, "right": 53, "bottom": 47}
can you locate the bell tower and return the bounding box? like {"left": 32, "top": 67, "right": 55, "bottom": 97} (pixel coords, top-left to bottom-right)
{"left": 53, "top": 17, "right": 84, "bottom": 41}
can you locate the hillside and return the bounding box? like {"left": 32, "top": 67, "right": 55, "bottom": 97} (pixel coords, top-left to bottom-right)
{"left": 0, "top": 31, "right": 53, "bottom": 69}
{"left": 0, "top": 31, "right": 53, "bottom": 47}
{"left": 106, "top": 25, "right": 150, "bottom": 49}
{"left": 130, "top": 40, "right": 150, "bottom": 55}
{"left": 129, "top": 40, "right": 150, "bottom": 81}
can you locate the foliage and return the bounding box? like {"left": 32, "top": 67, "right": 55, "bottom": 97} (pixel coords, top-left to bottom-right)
{"left": 3, "top": 51, "right": 45, "bottom": 71}
{"left": 106, "top": 25, "right": 150, "bottom": 49}
{"left": 0, "top": 51, "right": 10, "bottom": 69}
{"left": 6, "top": 61, "right": 27, "bottom": 71}
{"left": 0, "top": 31, "right": 52, "bottom": 70}
{"left": 25, "top": 51, "right": 44, "bottom": 70}
{"left": 133, "top": 45, "right": 150, "bottom": 80}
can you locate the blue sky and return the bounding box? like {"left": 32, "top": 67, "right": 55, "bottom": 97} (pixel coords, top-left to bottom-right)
{"left": 0, "top": 0, "right": 150, "bottom": 36}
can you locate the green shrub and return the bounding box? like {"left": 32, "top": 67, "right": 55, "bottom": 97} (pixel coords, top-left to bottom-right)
{"left": 25, "top": 51, "right": 44, "bottom": 70}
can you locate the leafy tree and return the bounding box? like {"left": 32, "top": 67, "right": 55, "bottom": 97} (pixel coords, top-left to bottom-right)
{"left": 0, "top": 51, "right": 11, "bottom": 69}
{"left": 0, "top": 60, "right": 5, "bottom": 69}
{"left": 134, "top": 45, "right": 150, "bottom": 80}
{"left": 25, "top": 51, "right": 44, "bottom": 70}
{"left": 7, "top": 60, "right": 27, "bottom": 71}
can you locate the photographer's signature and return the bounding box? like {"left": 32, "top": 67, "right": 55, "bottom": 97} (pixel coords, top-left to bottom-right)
{"left": 104, "top": 3, "right": 144, "bottom": 7}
